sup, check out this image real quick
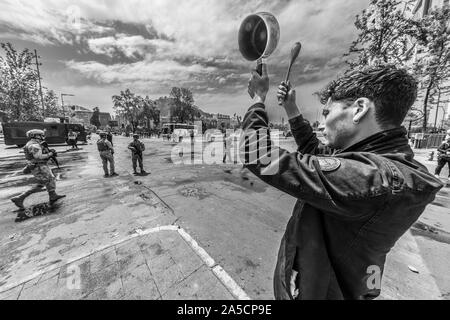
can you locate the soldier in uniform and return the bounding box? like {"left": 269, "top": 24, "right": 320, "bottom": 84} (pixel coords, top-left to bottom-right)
{"left": 97, "top": 131, "right": 118, "bottom": 178}
{"left": 242, "top": 64, "right": 443, "bottom": 300}
{"left": 435, "top": 136, "right": 450, "bottom": 179}
{"left": 128, "top": 134, "right": 147, "bottom": 175}
{"left": 11, "top": 129, "right": 66, "bottom": 209}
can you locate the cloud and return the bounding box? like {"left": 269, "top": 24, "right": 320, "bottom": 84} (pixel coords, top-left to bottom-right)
{"left": 66, "top": 58, "right": 218, "bottom": 91}
{"left": 0, "top": 0, "right": 371, "bottom": 118}
{"left": 87, "top": 34, "right": 175, "bottom": 60}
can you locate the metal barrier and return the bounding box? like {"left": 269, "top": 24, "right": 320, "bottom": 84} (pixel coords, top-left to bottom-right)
{"left": 413, "top": 134, "right": 446, "bottom": 149}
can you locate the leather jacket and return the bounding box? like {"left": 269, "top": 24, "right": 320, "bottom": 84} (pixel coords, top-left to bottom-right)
{"left": 241, "top": 103, "right": 443, "bottom": 300}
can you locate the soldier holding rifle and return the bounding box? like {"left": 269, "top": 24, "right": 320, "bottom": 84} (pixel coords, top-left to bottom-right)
{"left": 128, "top": 134, "right": 147, "bottom": 176}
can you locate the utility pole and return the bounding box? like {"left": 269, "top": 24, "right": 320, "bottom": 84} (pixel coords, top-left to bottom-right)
{"left": 433, "top": 89, "right": 442, "bottom": 130}
{"left": 34, "top": 49, "right": 45, "bottom": 118}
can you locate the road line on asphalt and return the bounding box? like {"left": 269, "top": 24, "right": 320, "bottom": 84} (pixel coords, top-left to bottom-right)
{"left": 212, "top": 266, "right": 251, "bottom": 300}
{"left": 0, "top": 225, "right": 251, "bottom": 300}
{"left": 175, "top": 228, "right": 250, "bottom": 300}
{"left": 177, "top": 228, "right": 216, "bottom": 268}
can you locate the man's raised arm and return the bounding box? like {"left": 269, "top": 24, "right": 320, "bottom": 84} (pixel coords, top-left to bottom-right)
{"left": 277, "top": 82, "right": 332, "bottom": 155}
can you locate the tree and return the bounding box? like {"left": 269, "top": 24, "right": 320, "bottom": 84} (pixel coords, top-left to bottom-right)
{"left": 413, "top": 7, "right": 450, "bottom": 131}
{"left": 0, "top": 42, "right": 42, "bottom": 121}
{"left": 170, "top": 87, "right": 199, "bottom": 123}
{"left": 139, "top": 96, "right": 160, "bottom": 129}
{"left": 429, "top": 84, "right": 450, "bottom": 130}
{"left": 43, "top": 89, "right": 61, "bottom": 118}
{"left": 112, "top": 89, "right": 141, "bottom": 132}
{"left": 90, "top": 107, "right": 101, "bottom": 128}
{"left": 345, "top": 0, "right": 419, "bottom": 68}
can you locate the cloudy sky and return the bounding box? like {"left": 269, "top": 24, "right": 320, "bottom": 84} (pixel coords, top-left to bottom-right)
{"left": 0, "top": 0, "right": 370, "bottom": 123}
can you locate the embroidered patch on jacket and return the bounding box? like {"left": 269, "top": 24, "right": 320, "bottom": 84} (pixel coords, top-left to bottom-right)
{"left": 317, "top": 157, "right": 341, "bottom": 172}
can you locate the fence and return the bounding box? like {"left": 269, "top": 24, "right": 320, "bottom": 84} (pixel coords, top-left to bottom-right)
{"left": 412, "top": 134, "right": 446, "bottom": 149}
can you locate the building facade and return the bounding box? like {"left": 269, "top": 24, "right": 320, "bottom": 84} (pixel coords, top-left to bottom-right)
{"left": 67, "top": 105, "right": 112, "bottom": 128}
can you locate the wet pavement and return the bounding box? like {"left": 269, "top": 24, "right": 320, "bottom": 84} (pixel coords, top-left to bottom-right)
{"left": 0, "top": 135, "right": 449, "bottom": 300}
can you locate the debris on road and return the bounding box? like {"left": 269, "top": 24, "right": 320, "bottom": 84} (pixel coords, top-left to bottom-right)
{"left": 408, "top": 265, "right": 420, "bottom": 274}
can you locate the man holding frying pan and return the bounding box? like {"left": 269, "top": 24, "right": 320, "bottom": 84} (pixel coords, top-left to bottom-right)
{"left": 241, "top": 62, "right": 443, "bottom": 300}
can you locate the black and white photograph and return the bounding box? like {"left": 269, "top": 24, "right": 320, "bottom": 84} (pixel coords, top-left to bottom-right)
{"left": 0, "top": 0, "right": 449, "bottom": 304}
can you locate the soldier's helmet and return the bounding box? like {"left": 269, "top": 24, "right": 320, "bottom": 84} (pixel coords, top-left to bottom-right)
{"left": 98, "top": 131, "right": 107, "bottom": 137}
{"left": 27, "top": 129, "right": 45, "bottom": 139}
{"left": 133, "top": 134, "right": 139, "bottom": 138}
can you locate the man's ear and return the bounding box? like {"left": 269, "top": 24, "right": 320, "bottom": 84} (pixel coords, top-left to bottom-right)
{"left": 352, "top": 98, "right": 372, "bottom": 124}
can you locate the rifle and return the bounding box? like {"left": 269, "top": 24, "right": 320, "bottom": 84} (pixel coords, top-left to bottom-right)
{"left": 129, "top": 147, "right": 143, "bottom": 161}
{"left": 41, "top": 141, "right": 60, "bottom": 169}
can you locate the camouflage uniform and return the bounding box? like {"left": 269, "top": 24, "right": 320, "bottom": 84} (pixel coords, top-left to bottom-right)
{"left": 128, "top": 136, "right": 146, "bottom": 174}
{"left": 25, "top": 139, "right": 57, "bottom": 192}
{"left": 97, "top": 133, "right": 117, "bottom": 177}
{"left": 11, "top": 130, "right": 65, "bottom": 209}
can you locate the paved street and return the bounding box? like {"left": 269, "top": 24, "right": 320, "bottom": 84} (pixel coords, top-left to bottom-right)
{"left": 0, "top": 135, "right": 449, "bottom": 300}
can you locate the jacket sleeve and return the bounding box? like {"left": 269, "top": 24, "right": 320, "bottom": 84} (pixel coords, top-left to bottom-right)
{"left": 437, "top": 142, "right": 449, "bottom": 154}
{"left": 289, "top": 115, "right": 334, "bottom": 155}
{"left": 240, "top": 103, "right": 391, "bottom": 220}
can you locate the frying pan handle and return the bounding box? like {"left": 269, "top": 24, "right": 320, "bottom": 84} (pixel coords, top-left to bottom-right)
{"left": 256, "top": 61, "right": 263, "bottom": 76}
{"left": 256, "top": 58, "right": 265, "bottom": 76}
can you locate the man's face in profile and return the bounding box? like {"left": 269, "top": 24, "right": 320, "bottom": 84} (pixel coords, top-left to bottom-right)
{"left": 322, "top": 98, "right": 357, "bottom": 149}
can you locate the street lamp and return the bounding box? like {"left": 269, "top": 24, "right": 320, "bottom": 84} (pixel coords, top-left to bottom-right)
{"left": 61, "top": 93, "right": 75, "bottom": 121}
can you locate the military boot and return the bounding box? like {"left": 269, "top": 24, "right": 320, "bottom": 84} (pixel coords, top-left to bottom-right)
{"left": 11, "top": 195, "right": 27, "bottom": 209}
{"left": 49, "top": 191, "right": 66, "bottom": 203}
{"left": 11, "top": 187, "right": 44, "bottom": 209}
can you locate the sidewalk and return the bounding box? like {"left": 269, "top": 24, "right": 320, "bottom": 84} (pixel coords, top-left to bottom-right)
{"left": 0, "top": 226, "right": 242, "bottom": 300}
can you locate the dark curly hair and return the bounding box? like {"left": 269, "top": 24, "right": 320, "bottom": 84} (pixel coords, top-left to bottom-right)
{"left": 317, "top": 65, "right": 418, "bottom": 129}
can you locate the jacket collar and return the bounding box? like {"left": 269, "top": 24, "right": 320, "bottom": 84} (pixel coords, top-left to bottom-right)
{"left": 340, "top": 127, "right": 413, "bottom": 158}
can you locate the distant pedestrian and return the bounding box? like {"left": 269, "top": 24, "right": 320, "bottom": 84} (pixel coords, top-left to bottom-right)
{"left": 190, "top": 129, "right": 195, "bottom": 143}
{"left": 435, "top": 136, "right": 450, "bottom": 179}
{"left": 128, "top": 134, "right": 147, "bottom": 175}
{"left": 97, "top": 131, "right": 118, "bottom": 178}
{"left": 67, "top": 129, "right": 78, "bottom": 150}
{"left": 220, "top": 123, "right": 231, "bottom": 164}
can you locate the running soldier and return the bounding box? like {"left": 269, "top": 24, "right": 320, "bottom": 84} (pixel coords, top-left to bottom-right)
{"left": 128, "top": 134, "right": 147, "bottom": 175}
{"left": 11, "top": 129, "right": 66, "bottom": 209}
{"left": 97, "top": 131, "right": 118, "bottom": 178}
